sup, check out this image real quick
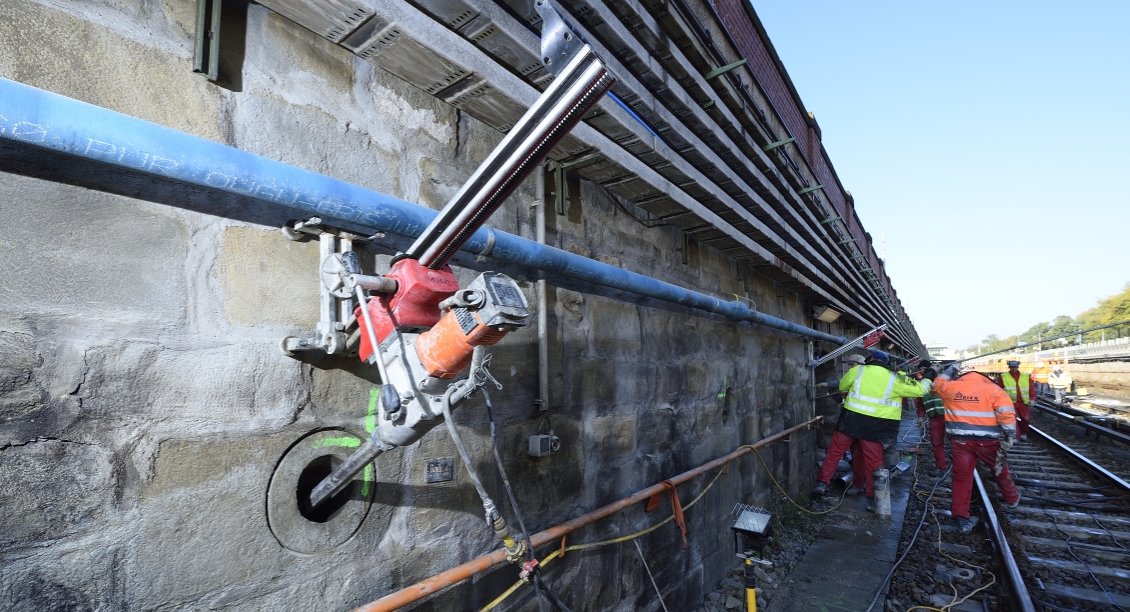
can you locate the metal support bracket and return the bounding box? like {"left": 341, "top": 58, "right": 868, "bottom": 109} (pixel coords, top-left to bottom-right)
{"left": 704, "top": 58, "right": 748, "bottom": 80}
{"left": 552, "top": 155, "right": 604, "bottom": 215}
{"left": 819, "top": 216, "right": 842, "bottom": 225}
{"left": 798, "top": 184, "right": 825, "bottom": 195}
{"left": 192, "top": 0, "right": 222, "bottom": 81}
{"left": 761, "top": 137, "right": 795, "bottom": 152}
{"left": 279, "top": 217, "right": 380, "bottom": 357}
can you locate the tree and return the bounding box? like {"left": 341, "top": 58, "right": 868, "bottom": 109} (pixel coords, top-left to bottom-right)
{"left": 1077, "top": 283, "right": 1130, "bottom": 343}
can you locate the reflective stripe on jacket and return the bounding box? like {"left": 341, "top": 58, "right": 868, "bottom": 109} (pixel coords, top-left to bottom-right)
{"left": 1031, "top": 366, "right": 1050, "bottom": 383}
{"left": 933, "top": 374, "right": 1017, "bottom": 440}
{"left": 838, "top": 365, "right": 924, "bottom": 421}
{"left": 922, "top": 380, "right": 945, "bottom": 418}
{"left": 1048, "top": 371, "right": 1073, "bottom": 389}
{"left": 999, "top": 371, "right": 1031, "bottom": 404}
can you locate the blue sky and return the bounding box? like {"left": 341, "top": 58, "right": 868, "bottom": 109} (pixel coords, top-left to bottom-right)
{"left": 752, "top": 1, "right": 1130, "bottom": 350}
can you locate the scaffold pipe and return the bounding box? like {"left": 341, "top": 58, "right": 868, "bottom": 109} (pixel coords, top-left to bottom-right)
{"left": 351, "top": 415, "right": 823, "bottom": 612}
{"left": 0, "top": 77, "right": 844, "bottom": 345}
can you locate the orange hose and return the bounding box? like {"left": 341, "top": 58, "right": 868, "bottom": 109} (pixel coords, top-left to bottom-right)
{"left": 351, "top": 415, "right": 822, "bottom": 612}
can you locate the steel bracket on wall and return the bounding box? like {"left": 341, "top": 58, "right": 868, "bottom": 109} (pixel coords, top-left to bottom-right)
{"left": 193, "top": 0, "right": 222, "bottom": 81}
{"left": 278, "top": 217, "right": 380, "bottom": 357}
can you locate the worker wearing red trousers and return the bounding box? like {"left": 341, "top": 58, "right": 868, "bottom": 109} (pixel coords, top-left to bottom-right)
{"left": 996, "top": 360, "right": 1035, "bottom": 441}
{"left": 933, "top": 366, "right": 1021, "bottom": 534}
{"left": 913, "top": 368, "right": 947, "bottom": 472}
{"left": 812, "top": 350, "right": 925, "bottom": 511}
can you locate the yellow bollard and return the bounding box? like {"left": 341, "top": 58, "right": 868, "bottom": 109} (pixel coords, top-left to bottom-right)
{"left": 744, "top": 557, "right": 757, "bottom": 612}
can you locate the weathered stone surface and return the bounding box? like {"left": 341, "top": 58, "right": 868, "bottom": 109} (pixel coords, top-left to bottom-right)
{"left": 0, "top": 0, "right": 224, "bottom": 141}
{"left": 215, "top": 226, "right": 320, "bottom": 327}
{"left": 0, "top": 1, "right": 822, "bottom": 611}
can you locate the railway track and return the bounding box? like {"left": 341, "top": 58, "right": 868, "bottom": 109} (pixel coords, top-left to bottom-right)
{"left": 887, "top": 409, "right": 1130, "bottom": 612}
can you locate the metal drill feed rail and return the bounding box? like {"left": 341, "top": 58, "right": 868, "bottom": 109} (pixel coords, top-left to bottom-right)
{"left": 308, "top": 0, "right": 617, "bottom": 509}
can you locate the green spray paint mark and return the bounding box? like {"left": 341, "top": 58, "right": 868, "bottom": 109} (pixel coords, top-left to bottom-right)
{"left": 718, "top": 375, "right": 728, "bottom": 398}
{"left": 312, "top": 437, "right": 361, "bottom": 449}
{"left": 360, "top": 388, "right": 379, "bottom": 497}
{"left": 366, "top": 388, "right": 378, "bottom": 434}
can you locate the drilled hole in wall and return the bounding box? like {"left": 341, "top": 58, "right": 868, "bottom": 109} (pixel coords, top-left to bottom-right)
{"left": 295, "top": 455, "right": 352, "bottom": 523}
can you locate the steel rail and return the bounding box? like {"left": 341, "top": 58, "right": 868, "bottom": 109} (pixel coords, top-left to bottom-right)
{"left": 973, "top": 471, "right": 1036, "bottom": 612}
{"left": 1030, "top": 425, "right": 1130, "bottom": 494}
{"left": 1031, "top": 399, "right": 1130, "bottom": 447}
{"left": 350, "top": 415, "right": 822, "bottom": 612}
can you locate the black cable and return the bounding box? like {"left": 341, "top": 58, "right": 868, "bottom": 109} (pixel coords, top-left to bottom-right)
{"left": 483, "top": 386, "right": 568, "bottom": 612}
{"left": 483, "top": 387, "right": 535, "bottom": 560}
{"left": 864, "top": 466, "right": 953, "bottom": 612}
{"left": 534, "top": 576, "right": 574, "bottom": 612}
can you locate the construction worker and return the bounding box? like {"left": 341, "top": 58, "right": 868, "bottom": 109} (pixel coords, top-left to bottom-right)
{"left": 1031, "top": 361, "right": 1050, "bottom": 398}
{"left": 933, "top": 365, "right": 1021, "bottom": 534}
{"left": 996, "top": 360, "right": 1035, "bottom": 441}
{"left": 1048, "top": 363, "right": 1073, "bottom": 402}
{"left": 812, "top": 349, "right": 924, "bottom": 512}
{"left": 914, "top": 368, "right": 947, "bottom": 474}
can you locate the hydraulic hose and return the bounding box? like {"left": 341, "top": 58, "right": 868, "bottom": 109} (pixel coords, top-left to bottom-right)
{"left": 440, "top": 385, "right": 499, "bottom": 524}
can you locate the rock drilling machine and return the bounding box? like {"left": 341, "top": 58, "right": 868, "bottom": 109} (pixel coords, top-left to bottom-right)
{"left": 307, "top": 0, "right": 616, "bottom": 571}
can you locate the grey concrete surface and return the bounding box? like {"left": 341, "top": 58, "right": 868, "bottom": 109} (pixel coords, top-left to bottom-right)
{"left": 771, "top": 414, "right": 920, "bottom": 612}
{"left": 0, "top": 1, "right": 849, "bottom": 610}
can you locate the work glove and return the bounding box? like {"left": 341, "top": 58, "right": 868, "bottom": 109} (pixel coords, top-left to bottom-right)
{"left": 916, "top": 417, "right": 926, "bottom": 430}
{"left": 940, "top": 364, "right": 960, "bottom": 380}
{"left": 999, "top": 430, "right": 1017, "bottom": 453}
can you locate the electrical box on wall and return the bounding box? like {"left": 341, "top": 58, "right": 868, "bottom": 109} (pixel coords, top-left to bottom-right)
{"left": 528, "top": 434, "right": 560, "bottom": 458}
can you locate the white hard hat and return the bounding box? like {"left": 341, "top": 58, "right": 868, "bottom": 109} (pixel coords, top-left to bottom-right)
{"left": 1053, "top": 363, "right": 1063, "bottom": 370}
{"left": 845, "top": 354, "right": 866, "bottom": 365}
{"left": 1036, "top": 361, "right": 1045, "bottom": 367}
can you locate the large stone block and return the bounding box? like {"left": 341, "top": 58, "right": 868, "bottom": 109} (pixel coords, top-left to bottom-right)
{"left": 0, "top": 174, "right": 189, "bottom": 322}
{"left": 0, "top": 0, "right": 224, "bottom": 142}
{"left": 0, "top": 439, "right": 113, "bottom": 546}
{"left": 214, "top": 225, "right": 320, "bottom": 327}
{"left": 0, "top": 331, "right": 46, "bottom": 421}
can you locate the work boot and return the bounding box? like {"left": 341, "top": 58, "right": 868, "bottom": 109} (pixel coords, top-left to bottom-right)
{"left": 845, "top": 487, "right": 865, "bottom": 497}
{"left": 1005, "top": 494, "right": 1021, "bottom": 510}
{"left": 810, "top": 481, "right": 827, "bottom": 498}
{"left": 1019, "top": 435, "right": 1028, "bottom": 442}
{"left": 956, "top": 516, "right": 979, "bottom": 534}
{"left": 865, "top": 497, "right": 876, "bottom": 513}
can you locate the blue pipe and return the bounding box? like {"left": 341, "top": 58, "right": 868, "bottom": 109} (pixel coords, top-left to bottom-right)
{"left": 0, "top": 77, "right": 844, "bottom": 345}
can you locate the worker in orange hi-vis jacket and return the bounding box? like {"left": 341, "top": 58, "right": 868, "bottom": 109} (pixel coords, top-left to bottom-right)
{"left": 932, "top": 365, "right": 1021, "bottom": 534}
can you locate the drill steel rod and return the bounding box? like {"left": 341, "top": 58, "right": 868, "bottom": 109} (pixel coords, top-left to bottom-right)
{"left": 308, "top": 439, "right": 385, "bottom": 508}
{"left": 406, "top": 46, "right": 614, "bottom": 269}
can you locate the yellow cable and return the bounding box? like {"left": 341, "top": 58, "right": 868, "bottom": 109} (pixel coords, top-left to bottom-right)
{"left": 902, "top": 417, "right": 993, "bottom": 612}
{"left": 479, "top": 465, "right": 730, "bottom": 612}
{"left": 750, "top": 446, "right": 847, "bottom": 515}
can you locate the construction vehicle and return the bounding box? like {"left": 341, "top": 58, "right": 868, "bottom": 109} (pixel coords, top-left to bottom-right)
{"left": 302, "top": 0, "right": 615, "bottom": 567}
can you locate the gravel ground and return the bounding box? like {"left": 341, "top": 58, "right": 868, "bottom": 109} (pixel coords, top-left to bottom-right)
{"left": 883, "top": 448, "right": 1004, "bottom": 612}
{"left": 692, "top": 496, "right": 827, "bottom": 611}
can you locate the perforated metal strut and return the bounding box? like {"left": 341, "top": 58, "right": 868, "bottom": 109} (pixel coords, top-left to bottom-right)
{"left": 405, "top": 1, "right": 615, "bottom": 270}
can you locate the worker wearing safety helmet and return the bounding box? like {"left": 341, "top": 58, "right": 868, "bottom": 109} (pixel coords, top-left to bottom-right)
{"left": 995, "top": 360, "right": 1035, "bottom": 441}
{"left": 1048, "top": 363, "right": 1073, "bottom": 403}
{"left": 1031, "top": 361, "right": 1050, "bottom": 398}
{"left": 932, "top": 364, "right": 1021, "bottom": 534}
{"left": 812, "top": 349, "right": 924, "bottom": 512}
